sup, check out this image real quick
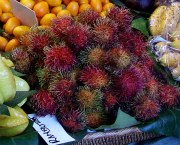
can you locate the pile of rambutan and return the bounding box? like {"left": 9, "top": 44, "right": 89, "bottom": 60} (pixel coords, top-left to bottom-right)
{"left": 11, "top": 6, "right": 180, "bottom": 133}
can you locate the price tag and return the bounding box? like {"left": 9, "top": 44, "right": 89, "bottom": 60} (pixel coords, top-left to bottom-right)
{"left": 28, "top": 114, "right": 75, "bottom": 145}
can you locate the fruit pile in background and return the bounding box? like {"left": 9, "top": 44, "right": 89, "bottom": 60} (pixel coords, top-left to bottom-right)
{"left": 9, "top": 5, "right": 180, "bottom": 133}
{"left": 149, "top": 2, "right": 180, "bottom": 81}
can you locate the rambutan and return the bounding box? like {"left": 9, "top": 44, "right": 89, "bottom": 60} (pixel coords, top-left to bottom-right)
{"left": 104, "top": 47, "right": 132, "bottom": 73}
{"left": 49, "top": 75, "right": 76, "bottom": 103}
{"left": 145, "top": 77, "right": 159, "bottom": 98}
{"left": 159, "top": 85, "right": 180, "bottom": 108}
{"left": 114, "top": 66, "right": 145, "bottom": 102}
{"left": 57, "top": 109, "right": 87, "bottom": 133}
{"left": 65, "top": 23, "right": 89, "bottom": 53}
{"left": 11, "top": 46, "right": 31, "bottom": 73}
{"left": 28, "top": 90, "right": 58, "bottom": 116}
{"left": 76, "top": 9, "right": 100, "bottom": 26}
{"left": 79, "top": 65, "right": 109, "bottom": 89}
{"left": 44, "top": 45, "right": 76, "bottom": 72}
{"left": 79, "top": 45, "right": 105, "bottom": 66}
{"left": 76, "top": 86, "right": 103, "bottom": 109}
{"left": 19, "top": 31, "right": 31, "bottom": 46}
{"left": 133, "top": 96, "right": 160, "bottom": 121}
{"left": 92, "top": 18, "right": 118, "bottom": 47}
{"left": 107, "top": 6, "right": 133, "bottom": 31}
{"left": 50, "top": 16, "right": 73, "bottom": 38}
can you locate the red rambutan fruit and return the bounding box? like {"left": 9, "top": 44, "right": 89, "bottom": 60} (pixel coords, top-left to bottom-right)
{"left": 79, "top": 65, "right": 109, "bottom": 89}
{"left": 11, "top": 46, "right": 31, "bottom": 73}
{"left": 92, "top": 18, "right": 118, "bottom": 47}
{"left": 133, "top": 96, "right": 160, "bottom": 121}
{"left": 104, "top": 47, "right": 132, "bottom": 73}
{"left": 50, "top": 15, "right": 73, "bottom": 38}
{"left": 44, "top": 45, "right": 76, "bottom": 72}
{"left": 79, "top": 45, "right": 105, "bottom": 66}
{"left": 28, "top": 90, "right": 58, "bottom": 116}
{"left": 114, "top": 66, "right": 145, "bottom": 102}
{"left": 141, "top": 53, "right": 154, "bottom": 70}
{"left": 19, "top": 31, "right": 31, "bottom": 46}
{"left": 57, "top": 109, "right": 87, "bottom": 133}
{"left": 107, "top": 6, "right": 133, "bottom": 31}
{"left": 76, "top": 9, "right": 100, "bottom": 26}
{"left": 49, "top": 75, "right": 76, "bottom": 102}
{"left": 76, "top": 86, "right": 103, "bottom": 109}
{"left": 159, "top": 85, "right": 180, "bottom": 108}
{"left": 65, "top": 23, "right": 89, "bottom": 53}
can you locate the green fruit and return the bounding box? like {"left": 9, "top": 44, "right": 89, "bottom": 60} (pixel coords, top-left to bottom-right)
{"left": 0, "top": 106, "right": 29, "bottom": 137}
{"left": 0, "top": 54, "right": 16, "bottom": 104}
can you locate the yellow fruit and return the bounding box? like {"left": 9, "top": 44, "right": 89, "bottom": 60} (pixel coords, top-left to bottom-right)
{"left": 0, "top": 8, "right": 2, "bottom": 18}
{"left": 172, "top": 66, "right": 180, "bottom": 79}
{"left": 101, "top": 0, "right": 109, "bottom": 4}
{"left": 90, "top": 0, "right": 102, "bottom": 13}
{"left": 100, "top": 10, "right": 106, "bottom": 17}
{"left": 0, "top": 36, "right": 8, "bottom": 51}
{"left": 79, "top": 3, "right": 91, "bottom": 13}
{"left": 170, "top": 39, "right": 180, "bottom": 50}
{"left": 20, "top": 0, "right": 35, "bottom": 9}
{"left": 51, "top": 5, "right": 63, "bottom": 15}
{"left": 33, "top": 1, "right": 49, "bottom": 18}
{"left": 103, "top": 3, "right": 114, "bottom": 11}
{"left": 13, "top": 25, "right": 30, "bottom": 38}
{"left": 67, "top": 1, "right": 79, "bottom": 16}
{"left": 63, "top": 0, "right": 71, "bottom": 6}
{"left": 78, "top": 0, "right": 89, "bottom": 4}
{"left": 5, "top": 17, "right": 21, "bottom": 34}
{"left": 0, "top": 12, "right": 14, "bottom": 23}
{"left": 57, "top": 9, "right": 71, "bottom": 17}
{"left": 5, "top": 38, "right": 20, "bottom": 52}
{"left": 0, "top": 0, "right": 11, "bottom": 13}
{"left": 46, "top": 0, "right": 62, "bottom": 6}
{"left": 40, "top": 13, "right": 56, "bottom": 26}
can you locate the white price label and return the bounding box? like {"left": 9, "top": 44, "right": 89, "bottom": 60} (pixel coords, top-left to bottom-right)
{"left": 28, "top": 114, "right": 75, "bottom": 145}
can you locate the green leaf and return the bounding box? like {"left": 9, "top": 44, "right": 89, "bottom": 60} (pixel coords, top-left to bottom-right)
{"left": 139, "top": 108, "right": 180, "bottom": 137}
{"left": 1, "top": 52, "right": 11, "bottom": 58}
{"left": 10, "top": 68, "right": 26, "bottom": 77}
{"left": 0, "top": 104, "right": 10, "bottom": 116}
{"left": 131, "top": 18, "right": 149, "bottom": 37}
{"left": 0, "top": 121, "right": 39, "bottom": 145}
{"left": 4, "top": 90, "right": 37, "bottom": 107}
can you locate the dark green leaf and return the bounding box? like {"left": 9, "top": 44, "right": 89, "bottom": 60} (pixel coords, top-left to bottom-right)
{"left": 131, "top": 18, "right": 149, "bottom": 37}
{"left": 1, "top": 52, "right": 11, "bottom": 58}
{"left": 0, "top": 121, "right": 39, "bottom": 145}
{"left": 10, "top": 68, "right": 26, "bottom": 77}
{"left": 0, "top": 104, "right": 10, "bottom": 116}
{"left": 139, "top": 108, "right": 180, "bottom": 137}
{"left": 0, "top": 28, "right": 3, "bottom": 35}
{"left": 5, "top": 90, "right": 37, "bottom": 107}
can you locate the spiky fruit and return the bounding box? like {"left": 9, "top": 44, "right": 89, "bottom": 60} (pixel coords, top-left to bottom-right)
{"left": 145, "top": 78, "right": 159, "bottom": 99}
{"left": 133, "top": 96, "right": 160, "bottom": 121}
{"left": 79, "top": 65, "right": 109, "bottom": 89}
{"left": 77, "top": 9, "right": 100, "bottom": 26}
{"left": 159, "top": 85, "right": 180, "bottom": 108}
{"left": 50, "top": 16, "right": 73, "bottom": 38}
{"left": 11, "top": 46, "right": 31, "bottom": 73}
{"left": 28, "top": 90, "right": 58, "bottom": 116}
{"left": 19, "top": 31, "right": 31, "bottom": 46}
{"left": 57, "top": 109, "right": 87, "bottom": 133}
{"left": 76, "top": 86, "right": 103, "bottom": 109}
{"left": 65, "top": 23, "right": 89, "bottom": 53}
{"left": 79, "top": 45, "right": 105, "bottom": 66}
{"left": 49, "top": 76, "right": 76, "bottom": 102}
{"left": 107, "top": 6, "right": 133, "bottom": 31}
{"left": 92, "top": 18, "right": 118, "bottom": 47}
{"left": 114, "top": 66, "right": 145, "bottom": 102}
{"left": 104, "top": 47, "right": 132, "bottom": 72}
{"left": 44, "top": 45, "right": 76, "bottom": 72}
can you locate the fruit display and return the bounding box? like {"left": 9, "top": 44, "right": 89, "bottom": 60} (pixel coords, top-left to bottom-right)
{"left": 0, "top": 54, "right": 30, "bottom": 137}
{"left": 8, "top": 4, "right": 180, "bottom": 134}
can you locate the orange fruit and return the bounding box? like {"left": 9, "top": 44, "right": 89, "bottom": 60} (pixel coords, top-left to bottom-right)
{"left": 63, "top": 0, "right": 71, "bottom": 6}
{"left": 33, "top": 1, "right": 49, "bottom": 18}
{"left": 40, "top": 13, "right": 56, "bottom": 26}
{"left": 100, "top": 10, "right": 106, "bottom": 17}
{"left": 57, "top": 9, "right": 71, "bottom": 17}
{"left": 5, "top": 38, "right": 20, "bottom": 52}
{"left": 20, "top": 0, "right": 35, "bottom": 9}
{"left": 101, "top": 0, "right": 109, "bottom": 4}
{"left": 90, "top": 0, "right": 102, "bottom": 13}
{"left": 79, "top": 4, "right": 92, "bottom": 13}
{"left": 0, "top": 12, "right": 14, "bottom": 23}
{"left": 0, "top": 36, "right": 8, "bottom": 51}
{"left": 5, "top": 17, "right": 21, "bottom": 34}
{"left": 103, "top": 3, "right": 114, "bottom": 11}
{"left": 66, "top": 1, "right": 79, "bottom": 16}
{"left": 45, "top": 0, "right": 62, "bottom": 6}
{"left": 13, "top": 25, "right": 30, "bottom": 38}
{"left": 51, "top": 5, "right": 64, "bottom": 15}
{"left": 0, "top": 8, "right": 2, "bottom": 18}
{"left": 78, "top": 0, "right": 89, "bottom": 4}
{"left": 0, "top": 0, "right": 11, "bottom": 13}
